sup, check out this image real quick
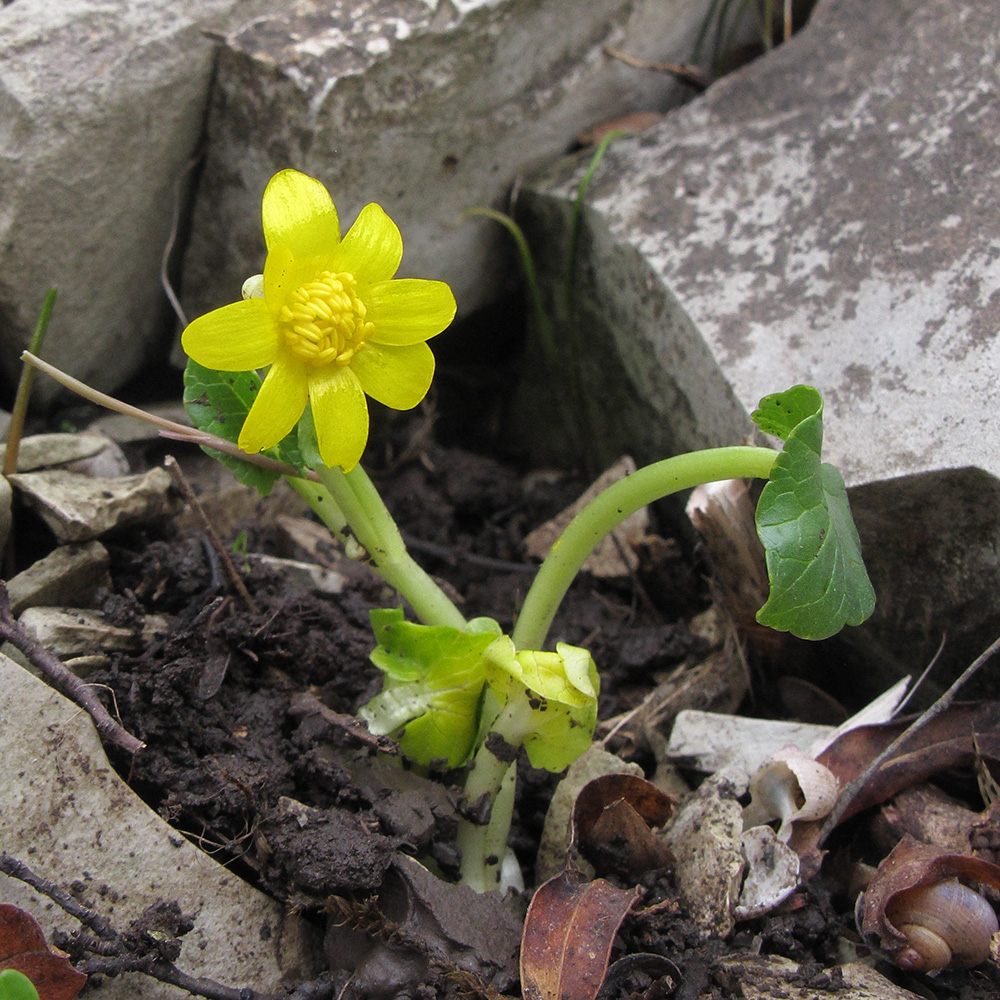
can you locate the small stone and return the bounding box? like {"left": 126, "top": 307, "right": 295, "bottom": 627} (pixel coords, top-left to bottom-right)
{"left": 536, "top": 745, "right": 644, "bottom": 883}
{"left": 9, "top": 467, "right": 178, "bottom": 542}
{"left": 15, "top": 607, "right": 169, "bottom": 660}
{"left": 666, "top": 709, "right": 835, "bottom": 777}
{"left": 248, "top": 554, "right": 348, "bottom": 596}
{"left": 0, "top": 432, "right": 126, "bottom": 475}
{"left": 6, "top": 540, "right": 111, "bottom": 616}
{"left": 664, "top": 766, "right": 748, "bottom": 938}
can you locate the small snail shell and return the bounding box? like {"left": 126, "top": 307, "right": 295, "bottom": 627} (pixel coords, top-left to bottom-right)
{"left": 885, "top": 879, "right": 999, "bottom": 972}
{"left": 742, "top": 747, "right": 839, "bottom": 842}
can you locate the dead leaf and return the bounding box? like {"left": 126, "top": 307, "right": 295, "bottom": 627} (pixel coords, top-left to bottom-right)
{"left": 816, "top": 701, "right": 1000, "bottom": 822}
{"left": 521, "top": 870, "right": 640, "bottom": 1000}
{"left": 0, "top": 905, "right": 86, "bottom": 1000}
{"left": 571, "top": 775, "right": 675, "bottom": 879}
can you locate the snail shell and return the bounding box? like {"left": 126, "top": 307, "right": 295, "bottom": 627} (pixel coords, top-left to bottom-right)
{"left": 743, "top": 747, "right": 839, "bottom": 842}
{"left": 885, "top": 879, "right": 999, "bottom": 972}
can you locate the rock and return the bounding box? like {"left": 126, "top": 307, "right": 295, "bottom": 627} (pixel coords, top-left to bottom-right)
{"left": 13, "top": 606, "right": 168, "bottom": 662}
{"left": 9, "top": 467, "right": 178, "bottom": 542}
{"left": 0, "top": 432, "right": 128, "bottom": 476}
{"left": 713, "top": 956, "right": 924, "bottom": 1000}
{"left": 0, "top": 1, "right": 274, "bottom": 404}
{"left": 5, "top": 540, "right": 112, "bottom": 616}
{"left": 248, "top": 553, "right": 348, "bottom": 596}
{"left": 88, "top": 403, "right": 193, "bottom": 445}
{"left": 180, "top": 0, "right": 714, "bottom": 327}
{"left": 663, "top": 765, "right": 747, "bottom": 938}
{"left": 0, "top": 653, "right": 322, "bottom": 998}
{"left": 665, "top": 709, "right": 835, "bottom": 777}
{"left": 515, "top": 0, "right": 1000, "bottom": 685}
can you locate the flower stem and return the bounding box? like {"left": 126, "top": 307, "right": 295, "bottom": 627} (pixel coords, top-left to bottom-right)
{"left": 512, "top": 445, "right": 778, "bottom": 651}
{"left": 457, "top": 692, "right": 531, "bottom": 892}
{"left": 313, "top": 463, "right": 466, "bottom": 629}
{"left": 286, "top": 476, "right": 350, "bottom": 539}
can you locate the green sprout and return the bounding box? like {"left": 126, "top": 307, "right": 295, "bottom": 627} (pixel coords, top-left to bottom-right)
{"left": 21, "top": 170, "right": 875, "bottom": 894}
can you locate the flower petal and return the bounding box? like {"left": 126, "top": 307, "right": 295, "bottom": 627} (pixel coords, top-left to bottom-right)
{"left": 352, "top": 341, "right": 434, "bottom": 410}
{"left": 366, "top": 279, "right": 457, "bottom": 346}
{"left": 262, "top": 241, "right": 296, "bottom": 317}
{"left": 309, "top": 365, "right": 370, "bottom": 470}
{"left": 327, "top": 203, "right": 402, "bottom": 283}
{"left": 182, "top": 299, "right": 278, "bottom": 370}
{"left": 262, "top": 169, "right": 341, "bottom": 260}
{"left": 238, "top": 354, "right": 308, "bottom": 454}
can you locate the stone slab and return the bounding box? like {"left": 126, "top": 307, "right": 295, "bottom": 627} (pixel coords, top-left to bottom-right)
{"left": 515, "top": 0, "right": 1000, "bottom": 685}
{"left": 180, "top": 0, "right": 713, "bottom": 327}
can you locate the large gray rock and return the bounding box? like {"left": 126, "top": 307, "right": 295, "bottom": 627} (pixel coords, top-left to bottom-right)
{"left": 0, "top": 0, "right": 272, "bottom": 404}
{"left": 181, "top": 0, "right": 713, "bottom": 325}
{"left": 515, "top": 0, "right": 1000, "bottom": 685}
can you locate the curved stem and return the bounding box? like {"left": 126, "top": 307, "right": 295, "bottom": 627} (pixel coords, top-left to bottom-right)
{"left": 512, "top": 446, "right": 778, "bottom": 651}
{"left": 313, "top": 463, "right": 466, "bottom": 629}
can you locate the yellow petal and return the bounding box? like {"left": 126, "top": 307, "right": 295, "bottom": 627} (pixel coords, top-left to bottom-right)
{"left": 308, "top": 366, "right": 370, "bottom": 471}
{"left": 366, "top": 279, "right": 457, "bottom": 346}
{"left": 327, "top": 203, "right": 402, "bottom": 283}
{"left": 238, "top": 355, "right": 308, "bottom": 454}
{"left": 352, "top": 341, "right": 434, "bottom": 410}
{"left": 262, "top": 169, "right": 341, "bottom": 261}
{"left": 181, "top": 300, "right": 278, "bottom": 370}
{"left": 263, "top": 241, "right": 296, "bottom": 317}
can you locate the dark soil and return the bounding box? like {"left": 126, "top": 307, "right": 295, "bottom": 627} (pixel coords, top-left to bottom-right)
{"left": 63, "top": 432, "right": 1000, "bottom": 1000}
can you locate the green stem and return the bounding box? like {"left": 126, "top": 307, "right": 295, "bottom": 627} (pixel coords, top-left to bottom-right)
{"left": 313, "top": 463, "right": 466, "bottom": 629}
{"left": 512, "top": 445, "right": 778, "bottom": 651}
{"left": 286, "top": 475, "right": 353, "bottom": 541}
{"left": 457, "top": 691, "right": 530, "bottom": 892}
{"left": 5, "top": 290, "right": 57, "bottom": 476}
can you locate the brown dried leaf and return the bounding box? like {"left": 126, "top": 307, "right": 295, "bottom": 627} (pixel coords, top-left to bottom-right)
{"left": 858, "top": 834, "right": 1000, "bottom": 969}
{"left": 0, "top": 904, "right": 87, "bottom": 1000}
{"left": 571, "top": 775, "right": 676, "bottom": 879}
{"left": 816, "top": 701, "right": 1000, "bottom": 822}
{"left": 521, "top": 870, "right": 640, "bottom": 1000}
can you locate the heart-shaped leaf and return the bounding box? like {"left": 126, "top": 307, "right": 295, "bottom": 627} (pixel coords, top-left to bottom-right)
{"left": 752, "top": 385, "right": 875, "bottom": 639}
{"left": 183, "top": 360, "right": 303, "bottom": 495}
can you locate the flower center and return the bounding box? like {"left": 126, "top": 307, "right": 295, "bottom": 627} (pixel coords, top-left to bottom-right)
{"left": 279, "top": 271, "right": 374, "bottom": 368}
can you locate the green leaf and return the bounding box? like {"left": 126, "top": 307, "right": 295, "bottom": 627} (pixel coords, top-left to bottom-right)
{"left": 0, "top": 970, "right": 40, "bottom": 1000}
{"left": 359, "top": 609, "right": 503, "bottom": 768}
{"left": 483, "top": 637, "right": 599, "bottom": 772}
{"left": 752, "top": 385, "right": 875, "bottom": 640}
{"left": 182, "top": 360, "right": 303, "bottom": 494}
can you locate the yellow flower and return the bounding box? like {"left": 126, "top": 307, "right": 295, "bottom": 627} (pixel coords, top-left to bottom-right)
{"left": 181, "top": 169, "right": 456, "bottom": 470}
